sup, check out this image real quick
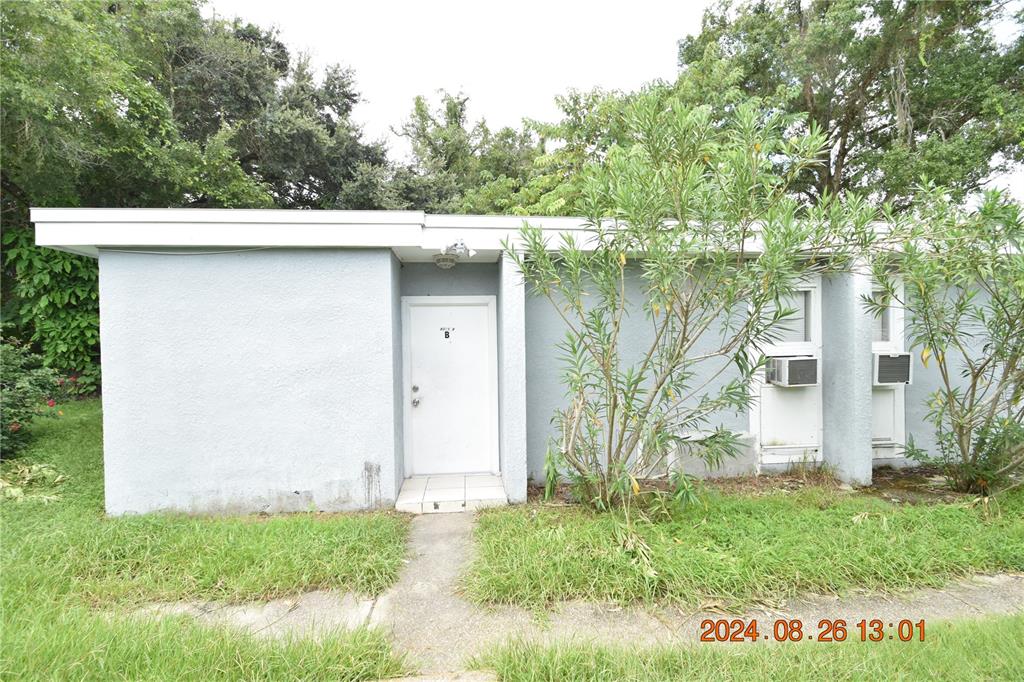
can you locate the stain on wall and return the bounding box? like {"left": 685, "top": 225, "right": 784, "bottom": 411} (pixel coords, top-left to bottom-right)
{"left": 362, "top": 461, "right": 382, "bottom": 508}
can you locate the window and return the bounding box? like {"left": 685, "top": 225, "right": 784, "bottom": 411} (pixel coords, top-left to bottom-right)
{"left": 872, "top": 290, "right": 891, "bottom": 343}
{"left": 776, "top": 290, "right": 811, "bottom": 343}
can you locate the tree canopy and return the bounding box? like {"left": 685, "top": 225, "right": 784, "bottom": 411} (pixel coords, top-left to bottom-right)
{"left": 0, "top": 0, "right": 388, "bottom": 387}
{"left": 678, "top": 0, "right": 1024, "bottom": 207}
{"left": 392, "top": 91, "right": 541, "bottom": 214}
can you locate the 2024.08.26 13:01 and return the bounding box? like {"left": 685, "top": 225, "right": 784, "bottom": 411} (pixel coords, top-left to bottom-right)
{"left": 699, "top": 618, "right": 926, "bottom": 642}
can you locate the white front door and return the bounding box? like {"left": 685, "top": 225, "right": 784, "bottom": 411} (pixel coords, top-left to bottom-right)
{"left": 402, "top": 296, "right": 499, "bottom": 476}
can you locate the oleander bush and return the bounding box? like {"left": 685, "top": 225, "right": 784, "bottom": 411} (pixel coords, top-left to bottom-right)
{"left": 508, "top": 94, "right": 875, "bottom": 511}
{"left": 872, "top": 188, "right": 1023, "bottom": 494}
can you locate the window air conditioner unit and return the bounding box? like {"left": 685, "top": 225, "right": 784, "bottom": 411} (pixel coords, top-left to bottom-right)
{"left": 874, "top": 352, "right": 912, "bottom": 386}
{"left": 766, "top": 356, "right": 819, "bottom": 387}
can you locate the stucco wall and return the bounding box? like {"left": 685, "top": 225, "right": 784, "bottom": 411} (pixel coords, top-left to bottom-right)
{"left": 498, "top": 256, "right": 528, "bottom": 502}
{"left": 904, "top": 350, "right": 943, "bottom": 458}
{"left": 821, "top": 269, "right": 874, "bottom": 484}
{"left": 98, "top": 248, "right": 400, "bottom": 515}
{"left": 400, "top": 262, "right": 499, "bottom": 296}
{"left": 902, "top": 303, "right": 983, "bottom": 461}
{"left": 523, "top": 266, "right": 748, "bottom": 481}
{"left": 390, "top": 254, "right": 405, "bottom": 493}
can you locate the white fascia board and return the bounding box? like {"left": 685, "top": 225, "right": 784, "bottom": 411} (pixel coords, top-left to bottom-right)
{"left": 421, "top": 227, "right": 539, "bottom": 252}
{"left": 421, "top": 228, "right": 513, "bottom": 252}
{"left": 31, "top": 208, "right": 817, "bottom": 259}
{"left": 422, "top": 215, "right": 598, "bottom": 252}
{"left": 424, "top": 213, "right": 591, "bottom": 231}
{"left": 30, "top": 208, "right": 426, "bottom": 225}
{"left": 35, "top": 222, "right": 424, "bottom": 250}
{"left": 424, "top": 214, "right": 608, "bottom": 250}
{"left": 30, "top": 208, "right": 602, "bottom": 257}
{"left": 31, "top": 208, "right": 428, "bottom": 255}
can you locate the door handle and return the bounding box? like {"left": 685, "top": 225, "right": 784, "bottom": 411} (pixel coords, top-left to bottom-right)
{"left": 411, "top": 397, "right": 421, "bottom": 407}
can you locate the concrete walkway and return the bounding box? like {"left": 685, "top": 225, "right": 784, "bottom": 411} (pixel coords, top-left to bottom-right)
{"left": 370, "top": 513, "right": 532, "bottom": 670}
{"left": 141, "top": 513, "right": 1024, "bottom": 677}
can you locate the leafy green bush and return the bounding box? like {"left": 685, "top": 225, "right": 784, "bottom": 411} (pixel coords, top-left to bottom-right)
{"left": 871, "top": 188, "right": 1023, "bottom": 494}
{"left": 0, "top": 336, "right": 60, "bottom": 456}
{"left": 1, "top": 224, "right": 102, "bottom": 395}
{"left": 509, "top": 95, "right": 875, "bottom": 510}
{"left": 909, "top": 418, "right": 1024, "bottom": 495}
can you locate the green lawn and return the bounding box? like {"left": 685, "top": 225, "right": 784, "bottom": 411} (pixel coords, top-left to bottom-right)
{"left": 0, "top": 399, "right": 410, "bottom": 680}
{"left": 465, "top": 486, "right": 1024, "bottom": 608}
{"left": 4, "top": 611, "right": 405, "bottom": 682}
{"left": 6, "top": 401, "right": 1023, "bottom": 680}
{"left": 478, "top": 615, "right": 1024, "bottom": 681}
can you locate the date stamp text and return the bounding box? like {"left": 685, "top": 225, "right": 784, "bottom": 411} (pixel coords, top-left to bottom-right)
{"left": 699, "top": 618, "right": 926, "bottom": 642}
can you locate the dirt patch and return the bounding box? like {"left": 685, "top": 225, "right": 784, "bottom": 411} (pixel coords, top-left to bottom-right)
{"left": 525, "top": 473, "right": 839, "bottom": 504}
{"left": 526, "top": 482, "right": 572, "bottom": 504}
{"left": 705, "top": 470, "right": 840, "bottom": 496}
{"left": 531, "top": 466, "right": 970, "bottom": 506}
{"left": 866, "top": 465, "right": 969, "bottom": 504}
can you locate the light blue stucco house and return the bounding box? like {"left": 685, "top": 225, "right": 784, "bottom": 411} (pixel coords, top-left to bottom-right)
{"left": 31, "top": 208, "right": 944, "bottom": 515}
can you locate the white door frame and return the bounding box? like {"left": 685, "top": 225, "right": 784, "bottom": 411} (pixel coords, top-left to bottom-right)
{"left": 401, "top": 295, "right": 500, "bottom": 478}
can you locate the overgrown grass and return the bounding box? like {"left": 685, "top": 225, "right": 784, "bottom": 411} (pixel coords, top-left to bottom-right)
{"left": 465, "top": 487, "right": 1024, "bottom": 608}
{"left": 1, "top": 399, "right": 410, "bottom": 680}
{"left": 3, "top": 611, "right": 405, "bottom": 681}
{"left": 478, "top": 615, "right": 1024, "bottom": 681}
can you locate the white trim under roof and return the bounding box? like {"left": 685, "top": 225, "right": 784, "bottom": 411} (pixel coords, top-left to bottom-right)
{"left": 30, "top": 208, "right": 593, "bottom": 261}
{"left": 38, "top": 208, "right": 889, "bottom": 261}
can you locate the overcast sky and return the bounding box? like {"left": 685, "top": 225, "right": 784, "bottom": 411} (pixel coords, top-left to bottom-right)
{"left": 203, "top": 0, "right": 1020, "bottom": 199}
{"left": 202, "top": 0, "right": 714, "bottom": 160}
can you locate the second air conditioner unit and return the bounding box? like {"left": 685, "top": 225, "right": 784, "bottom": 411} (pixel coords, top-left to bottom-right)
{"left": 874, "top": 352, "right": 912, "bottom": 386}
{"left": 766, "top": 356, "right": 819, "bottom": 387}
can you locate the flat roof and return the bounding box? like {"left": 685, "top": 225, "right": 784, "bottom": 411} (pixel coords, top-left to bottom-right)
{"left": 30, "top": 208, "right": 593, "bottom": 261}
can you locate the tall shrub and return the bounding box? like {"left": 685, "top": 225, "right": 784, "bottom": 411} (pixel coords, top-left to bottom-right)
{"left": 508, "top": 95, "right": 875, "bottom": 510}
{"left": 1, "top": 336, "right": 60, "bottom": 456}
{"left": 870, "top": 187, "right": 1023, "bottom": 494}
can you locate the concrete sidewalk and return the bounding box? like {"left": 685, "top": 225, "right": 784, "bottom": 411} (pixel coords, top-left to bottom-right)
{"left": 140, "top": 513, "right": 1024, "bottom": 677}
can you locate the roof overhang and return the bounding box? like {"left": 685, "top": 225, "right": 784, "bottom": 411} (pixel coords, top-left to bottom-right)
{"left": 30, "top": 208, "right": 594, "bottom": 262}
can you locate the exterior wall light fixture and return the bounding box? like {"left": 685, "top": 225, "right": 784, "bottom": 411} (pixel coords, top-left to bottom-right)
{"left": 434, "top": 239, "right": 475, "bottom": 269}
